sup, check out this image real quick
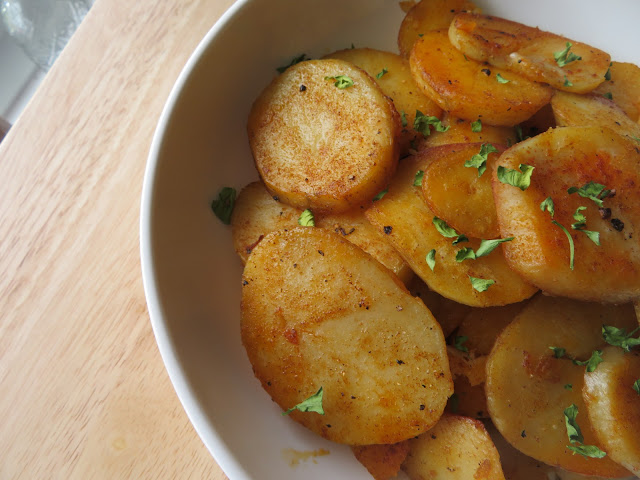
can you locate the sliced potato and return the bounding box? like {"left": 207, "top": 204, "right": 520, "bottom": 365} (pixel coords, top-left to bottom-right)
{"left": 449, "top": 13, "right": 611, "bottom": 93}
{"left": 398, "top": 0, "right": 478, "bottom": 58}
{"left": 241, "top": 227, "right": 452, "bottom": 445}
{"left": 248, "top": 59, "right": 400, "bottom": 213}
{"left": 592, "top": 61, "right": 640, "bottom": 121}
{"left": 351, "top": 441, "right": 411, "bottom": 480}
{"left": 403, "top": 414, "right": 506, "bottom": 479}
{"left": 421, "top": 112, "right": 515, "bottom": 148}
{"left": 551, "top": 90, "right": 640, "bottom": 140}
{"left": 583, "top": 346, "right": 640, "bottom": 476}
{"left": 366, "top": 152, "right": 538, "bottom": 307}
{"left": 410, "top": 30, "right": 553, "bottom": 126}
{"left": 421, "top": 143, "right": 505, "bottom": 239}
{"left": 324, "top": 47, "right": 443, "bottom": 155}
{"left": 447, "top": 375, "right": 488, "bottom": 419}
{"left": 485, "top": 295, "right": 636, "bottom": 477}
{"left": 492, "top": 126, "right": 640, "bottom": 303}
{"left": 447, "top": 346, "right": 486, "bottom": 387}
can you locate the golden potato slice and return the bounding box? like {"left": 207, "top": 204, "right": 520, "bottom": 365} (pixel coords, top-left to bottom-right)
{"left": 351, "top": 441, "right": 411, "bottom": 480}
{"left": 247, "top": 59, "right": 400, "bottom": 213}
{"left": 231, "top": 181, "right": 302, "bottom": 263}
{"left": 583, "top": 346, "right": 640, "bottom": 476}
{"left": 408, "top": 276, "right": 472, "bottom": 337}
{"left": 485, "top": 295, "right": 636, "bottom": 477}
{"left": 365, "top": 152, "right": 538, "bottom": 307}
{"left": 324, "top": 47, "right": 442, "bottom": 155}
{"left": 410, "top": 30, "right": 553, "bottom": 126}
{"left": 403, "top": 414, "right": 506, "bottom": 480}
{"left": 592, "top": 61, "right": 640, "bottom": 122}
{"left": 421, "top": 112, "right": 515, "bottom": 148}
{"left": 421, "top": 143, "right": 505, "bottom": 239}
{"left": 492, "top": 126, "right": 640, "bottom": 303}
{"left": 551, "top": 90, "right": 640, "bottom": 140}
{"left": 398, "top": 0, "right": 478, "bottom": 58}
{"left": 241, "top": 227, "right": 452, "bottom": 445}
{"left": 447, "top": 346, "right": 486, "bottom": 387}
{"left": 449, "top": 13, "right": 611, "bottom": 93}
{"left": 447, "top": 375, "right": 488, "bottom": 419}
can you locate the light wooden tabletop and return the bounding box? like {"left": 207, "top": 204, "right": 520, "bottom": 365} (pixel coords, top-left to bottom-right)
{"left": 0, "top": 0, "right": 235, "bottom": 478}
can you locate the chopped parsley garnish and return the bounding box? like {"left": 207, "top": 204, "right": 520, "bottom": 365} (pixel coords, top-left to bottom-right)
{"left": 568, "top": 444, "right": 607, "bottom": 458}
{"left": 298, "top": 209, "right": 315, "bottom": 227}
{"left": 551, "top": 220, "right": 575, "bottom": 270}
{"left": 376, "top": 68, "right": 388, "bottom": 79}
{"left": 471, "top": 119, "right": 482, "bottom": 132}
{"left": 426, "top": 249, "right": 436, "bottom": 272}
{"left": 400, "top": 110, "right": 408, "bottom": 127}
{"left": 282, "top": 387, "right": 325, "bottom": 416}
{"left": 571, "top": 206, "right": 601, "bottom": 245}
{"left": 496, "top": 73, "right": 510, "bottom": 84}
{"left": 276, "top": 53, "right": 307, "bottom": 73}
{"left": 540, "top": 197, "right": 555, "bottom": 217}
{"left": 432, "top": 217, "right": 468, "bottom": 245}
{"left": 414, "top": 170, "right": 424, "bottom": 187}
{"left": 373, "top": 188, "right": 388, "bottom": 201}
{"left": 602, "top": 325, "right": 640, "bottom": 352}
{"left": 564, "top": 404, "right": 606, "bottom": 458}
{"left": 565, "top": 384, "right": 573, "bottom": 390}
{"left": 549, "top": 346, "right": 566, "bottom": 358}
{"left": 603, "top": 92, "right": 613, "bottom": 100}
{"left": 469, "top": 276, "right": 495, "bottom": 292}
{"left": 564, "top": 76, "right": 573, "bottom": 87}
{"left": 605, "top": 64, "right": 612, "bottom": 81}
{"left": 572, "top": 350, "right": 603, "bottom": 373}
{"left": 515, "top": 125, "right": 527, "bottom": 143}
{"left": 414, "top": 111, "right": 449, "bottom": 137}
{"left": 633, "top": 379, "right": 640, "bottom": 395}
{"left": 465, "top": 143, "right": 498, "bottom": 176}
{"left": 454, "top": 335, "right": 469, "bottom": 353}
{"left": 554, "top": 42, "right": 582, "bottom": 67}
{"left": 567, "top": 181, "right": 611, "bottom": 207}
{"left": 475, "top": 237, "right": 515, "bottom": 257}
{"left": 211, "top": 187, "right": 236, "bottom": 225}
{"left": 497, "top": 164, "right": 535, "bottom": 190}
{"left": 325, "top": 75, "right": 354, "bottom": 89}
{"left": 456, "top": 247, "right": 476, "bottom": 262}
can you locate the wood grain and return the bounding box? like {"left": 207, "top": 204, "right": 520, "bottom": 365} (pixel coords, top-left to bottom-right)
{"left": 0, "top": 0, "right": 235, "bottom": 478}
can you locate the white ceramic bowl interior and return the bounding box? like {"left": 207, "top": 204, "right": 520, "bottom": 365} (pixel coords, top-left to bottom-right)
{"left": 140, "top": 1, "right": 640, "bottom": 479}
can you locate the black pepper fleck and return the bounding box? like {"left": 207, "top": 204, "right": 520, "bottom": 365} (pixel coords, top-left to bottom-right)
{"left": 481, "top": 68, "right": 491, "bottom": 76}
{"left": 242, "top": 280, "right": 248, "bottom": 286}
{"left": 383, "top": 225, "right": 393, "bottom": 234}
{"left": 611, "top": 218, "right": 625, "bottom": 231}
{"left": 419, "top": 404, "right": 425, "bottom": 410}
{"left": 318, "top": 250, "right": 325, "bottom": 256}
{"left": 431, "top": 434, "right": 437, "bottom": 439}
{"left": 272, "top": 195, "right": 279, "bottom": 201}
{"left": 521, "top": 430, "right": 527, "bottom": 438}
{"left": 397, "top": 359, "right": 405, "bottom": 365}
{"left": 300, "top": 84, "right": 306, "bottom": 91}
{"left": 599, "top": 207, "right": 612, "bottom": 220}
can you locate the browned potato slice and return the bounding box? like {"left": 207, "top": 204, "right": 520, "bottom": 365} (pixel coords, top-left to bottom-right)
{"left": 409, "top": 276, "right": 472, "bottom": 338}
{"left": 421, "top": 143, "right": 505, "bottom": 239}
{"left": 456, "top": 301, "right": 528, "bottom": 356}
{"left": 551, "top": 90, "right": 640, "bottom": 140}
{"left": 351, "top": 441, "right": 411, "bottom": 480}
{"left": 492, "top": 126, "right": 640, "bottom": 303}
{"left": 447, "top": 346, "right": 486, "bottom": 387}
{"left": 231, "top": 181, "right": 302, "bottom": 263}
{"left": 317, "top": 209, "right": 414, "bottom": 284}
{"left": 398, "top": 0, "right": 478, "bottom": 58}
{"left": 583, "top": 347, "right": 640, "bottom": 476}
{"left": 449, "top": 13, "right": 611, "bottom": 93}
{"left": 403, "top": 414, "right": 506, "bottom": 479}
{"left": 241, "top": 227, "right": 452, "bottom": 445}
{"left": 422, "top": 112, "right": 515, "bottom": 148}
{"left": 410, "top": 30, "right": 553, "bottom": 126}
{"left": 365, "top": 152, "right": 538, "bottom": 307}
{"left": 447, "top": 375, "right": 488, "bottom": 419}
{"left": 324, "top": 47, "right": 443, "bottom": 155}
{"left": 247, "top": 59, "right": 400, "bottom": 213}
{"left": 592, "top": 61, "right": 640, "bottom": 122}
{"left": 485, "top": 295, "right": 636, "bottom": 477}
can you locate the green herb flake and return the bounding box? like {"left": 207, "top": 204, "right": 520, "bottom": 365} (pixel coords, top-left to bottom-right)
{"left": 471, "top": 119, "right": 482, "bottom": 132}
{"left": 400, "top": 110, "right": 408, "bottom": 127}
{"left": 497, "top": 164, "right": 535, "bottom": 191}
{"left": 603, "top": 92, "right": 613, "bottom": 100}
{"left": 551, "top": 220, "right": 575, "bottom": 270}
{"left": 540, "top": 197, "right": 555, "bottom": 218}
{"left": 414, "top": 111, "right": 449, "bottom": 137}
{"left": 571, "top": 206, "right": 588, "bottom": 230}
{"left": 282, "top": 387, "right": 325, "bottom": 416}
{"left": 568, "top": 181, "right": 611, "bottom": 207}
{"left": 211, "top": 187, "right": 237, "bottom": 225}
{"left": 432, "top": 217, "right": 467, "bottom": 245}
{"left": 325, "top": 75, "right": 354, "bottom": 89}
{"left": 373, "top": 188, "right": 388, "bottom": 202}
{"left": 454, "top": 335, "right": 469, "bottom": 353}
{"left": 565, "top": 384, "right": 573, "bottom": 390}
{"left": 564, "top": 404, "right": 585, "bottom": 445}
{"left": 469, "top": 276, "right": 495, "bottom": 292}
{"left": 298, "top": 209, "right": 315, "bottom": 227}
{"left": 582, "top": 230, "right": 601, "bottom": 246}
{"left": 572, "top": 350, "right": 603, "bottom": 373}
{"left": 605, "top": 63, "right": 612, "bottom": 81}
{"left": 564, "top": 75, "right": 573, "bottom": 87}
{"left": 414, "top": 170, "right": 425, "bottom": 187}
{"left": 554, "top": 42, "right": 582, "bottom": 67}
{"left": 465, "top": 143, "right": 498, "bottom": 177}
{"left": 496, "top": 73, "right": 510, "bottom": 84}
{"left": 449, "top": 393, "right": 460, "bottom": 413}
{"left": 376, "top": 68, "right": 388, "bottom": 79}
{"left": 475, "top": 237, "right": 515, "bottom": 258}
{"left": 549, "top": 346, "right": 566, "bottom": 359}
{"left": 456, "top": 247, "right": 476, "bottom": 263}
{"left": 602, "top": 325, "right": 640, "bottom": 352}
{"left": 276, "top": 53, "right": 307, "bottom": 73}
{"left": 426, "top": 249, "right": 436, "bottom": 272}
{"left": 567, "top": 444, "right": 607, "bottom": 458}
{"left": 633, "top": 379, "right": 640, "bottom": 395}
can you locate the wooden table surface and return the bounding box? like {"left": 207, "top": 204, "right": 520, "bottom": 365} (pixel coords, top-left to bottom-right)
{"left": 0, "top": 0, "right": 236, "bottom": 478}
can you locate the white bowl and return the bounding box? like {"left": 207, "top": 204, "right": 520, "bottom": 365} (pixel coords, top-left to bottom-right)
{"left": 140, "top": 1, "right": 640, "bottom": 479}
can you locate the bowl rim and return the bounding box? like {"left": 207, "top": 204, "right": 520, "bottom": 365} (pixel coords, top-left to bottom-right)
{"left": 139, "top": 0, "right": 251, "bottom": 477}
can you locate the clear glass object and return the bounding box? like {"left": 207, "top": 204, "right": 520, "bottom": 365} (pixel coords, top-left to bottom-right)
{"left": 1, "top": 0, "right": 94, "bottom": 71}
